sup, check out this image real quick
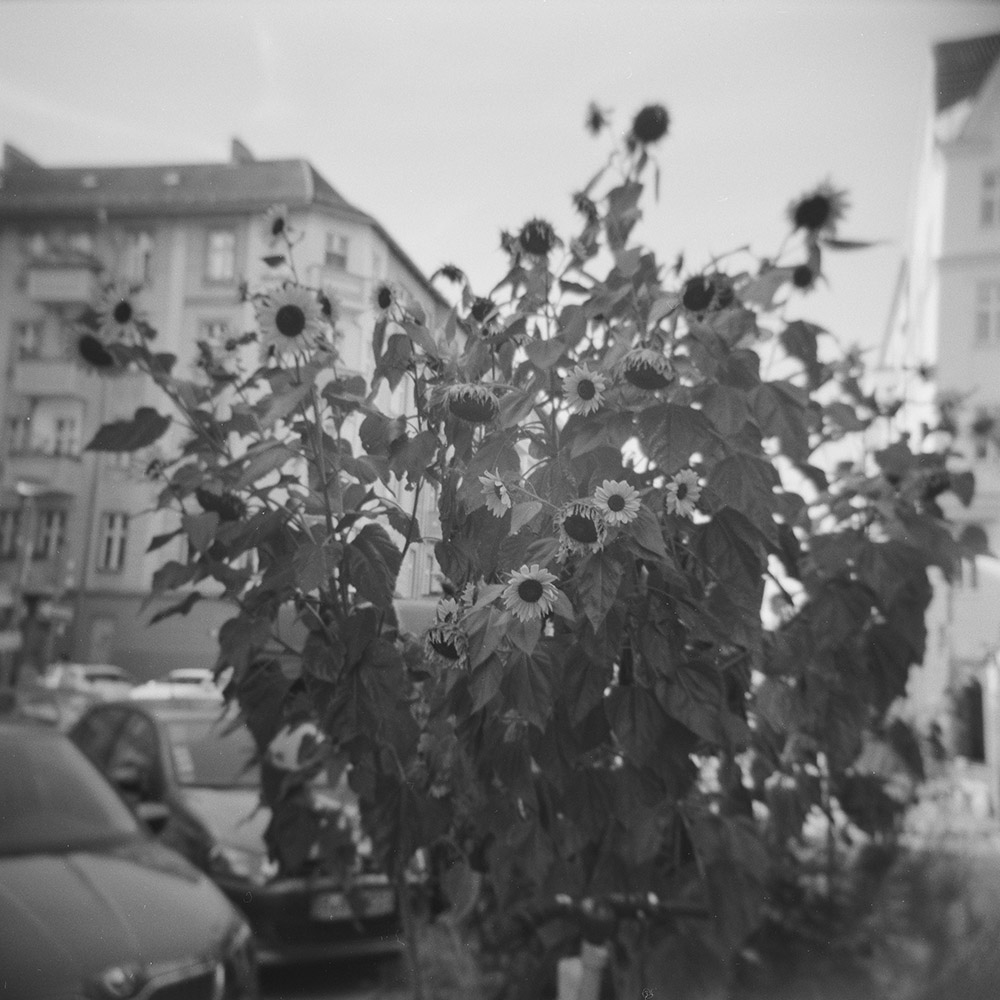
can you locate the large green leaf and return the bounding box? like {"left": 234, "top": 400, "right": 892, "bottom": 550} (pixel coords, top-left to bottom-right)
{"left": 344, "top": 523, "right": 402, "bottom": 608}
{"left": 706, "top": 453, "right": 780, "bottom": 535}
{"left": 576, "top": 550, "right": 625, "bottom": 630}
{"left": 605, "top": 686, "right": 663, "bottom": 764}
{"left": 86, "top": 407, "right": 171, "bottom": 452}
{"left": 752, "top": 382, "right": 811, "bottom": 461}
{"left": 637, "top": 404, "right": 713, "bottom": 475}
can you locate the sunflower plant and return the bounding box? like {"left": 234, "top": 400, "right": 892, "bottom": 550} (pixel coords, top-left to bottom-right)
{"left": 81, "top": 105, "right": 971, "bottom": 999}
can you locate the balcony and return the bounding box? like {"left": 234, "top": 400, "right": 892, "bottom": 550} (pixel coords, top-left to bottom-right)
{"left": 3, "top": 451, "right": 83, "bottom": 497}
{"left": 12, "top": 358, "right": 93, "bottom": 400}
{"left": 26, "top": 262, "right": 100, "bottom": 305}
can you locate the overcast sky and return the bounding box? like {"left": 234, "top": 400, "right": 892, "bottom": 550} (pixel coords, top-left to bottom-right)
{"left": 3, "top": 0, "right": 1000, "bottom": 356}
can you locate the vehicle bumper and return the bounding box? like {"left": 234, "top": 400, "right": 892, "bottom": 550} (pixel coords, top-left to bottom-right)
{"left": 215, "top": 873, "right": 404, "bottom": 965}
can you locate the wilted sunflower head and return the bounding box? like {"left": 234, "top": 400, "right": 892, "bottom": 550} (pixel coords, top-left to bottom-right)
{"left": 96, "top": 282, "right": 143, "bottom": 339}
{"left": 621, "top": 348, "right": 674, "bottom": 391}
{"left": 446, "top": 384, "right": 500, "bottom": 424}
{"left": 788, "top": 182, "right": 849, "bottom": 235}
{"left": 264, "top": 204, "right": 290, "bottom": 243}
{"left": 469, "top": 296, "right": 496, "bottom": 324}
{"left": 555, "top": 500, "right": 607, "bottom": 556}
{"left": 630, "top": 104, "right": 670, "bottom": 145}
{"left": 518, "top": 218, "right": 559, "bottom": 257}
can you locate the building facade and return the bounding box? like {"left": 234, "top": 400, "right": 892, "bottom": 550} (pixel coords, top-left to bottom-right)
{"left": 882, "top": 33, "right": 1000, "bottom": 810}
{"left": 0, "top": 139, "right": 445, "bottom": 679}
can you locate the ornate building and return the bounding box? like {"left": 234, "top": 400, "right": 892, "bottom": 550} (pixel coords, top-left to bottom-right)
{"left": 0, "top": 139, "right": 445, "bottom": 678}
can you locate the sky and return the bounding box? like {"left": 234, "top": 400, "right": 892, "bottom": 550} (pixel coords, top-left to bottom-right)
{"left": 3, "top": 0, "right": 1000, "bottom": 357}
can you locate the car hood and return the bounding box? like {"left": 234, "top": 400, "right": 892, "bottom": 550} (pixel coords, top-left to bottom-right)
{"left": 0, "top": 837, "right": 239, "bottom": 998}
{"left": 182, "top": 786, "right": 270, "bottom": 855}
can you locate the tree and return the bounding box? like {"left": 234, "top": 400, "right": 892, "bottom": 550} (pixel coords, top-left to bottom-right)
{"left": 82, "top": 102, "right": 971, "bottom": 998}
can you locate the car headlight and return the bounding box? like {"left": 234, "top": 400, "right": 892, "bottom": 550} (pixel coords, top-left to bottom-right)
{"left": 208, "top": 844, "right": 269, "bottom": 886}
{"left": 86, "top": 963, "right": 145, "bottom": 999}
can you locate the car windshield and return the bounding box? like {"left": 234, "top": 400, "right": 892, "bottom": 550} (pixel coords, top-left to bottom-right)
{"left": 0, "top": 728, "right": 140, "bottom": 855}
{"left": 164, "top": 716, "right": 259, "bottom": 788}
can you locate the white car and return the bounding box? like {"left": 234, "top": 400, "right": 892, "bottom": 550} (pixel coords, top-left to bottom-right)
{"left": 131, "top": 667, "right": 223, "bottom": 702}
{"left": 41, "top": 662, "right": 137, "bottom": 700}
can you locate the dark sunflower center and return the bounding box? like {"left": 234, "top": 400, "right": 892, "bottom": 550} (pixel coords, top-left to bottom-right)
{"left": 319, "top": 294, "right": 333, "bottom": 318}
{"left": 377, "top": 287, "right": 393, "bottom": 310}
{"left": 275, "top": 304, "right": 306, "bottom": 338}
{"left": 577, "top": 378, "right": 596, "bottom": 401}
{"left": 517, "top": 579, "right": 545, "bottom": 603}
{"left": 792, "top": 265, "right": 814, "bottom": 288}
{"left": 607, "top": 494, "right": 625, "bottom": 512}
{"left": 675, "top": 483, "right": 688, "bottom": 501}
{"left": 794, "top": 195, "right": 832, "bottom": 231}
{"left": 564, "top": 513, "right": 599, "bottom": 543}
{"left": 112, "top": 300, "right": 133, "bottom": 324}
{"left": 271, "top": 217, "right": 285, "bottom": 236}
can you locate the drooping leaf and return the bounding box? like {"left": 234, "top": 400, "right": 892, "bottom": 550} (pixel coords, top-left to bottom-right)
{"left": 182, "top": 512, "right": 219, "bottom": 554}
{"left": 148, "top": 591, "right": 203, "bottom": 625}
{"left": 576, "top": 550, "right": 625, "bottom": 630}
{"left": 637, "top": 404, "right": 713, "bottom": 475}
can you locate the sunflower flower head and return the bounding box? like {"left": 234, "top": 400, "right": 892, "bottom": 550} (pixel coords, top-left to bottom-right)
{"left": 621, "top": 348, "right": 674, "bottom": 391}
{"left": 426, "top": 622, "right": 467, "bottom": 663}
{"left": 630, "top": 104, "right": 670, "bottom": 146}
{"left": 554, "top": 500, "right": 607, "bottom": 558}
{"left": 518, "top": 218, "right": 560, "bottom": 258}
{"left": 593, "top": 480, "right": 642, "bottom": 526}
{"left": 664, "top": 469, "right": 702, "bottom": 519}
{"left": 792, "top": 264, "right": 816, "bottom": 290}
{"left": 502, "top": 564, "right": 560, "bottom": 622}
{"left": 97, "top": 282, "right": 143, "bottom": 340}
{"left": 469, "top": 296, "right": 496, "bottom": 324}
{"left": 478, "top": 469, "right": 512, "bottom": 517}
{"left": 447, "top": 384, "right": 499, "bottom": 424}
{"left": 264, "top": 204, "right": 291, "bottom": 245}
{"left": 564, "top": 365, "right": 607, "bottom": 415}
{"left": 682, "top": 275, "right": 714, "bottom": 313}
{"left": 372, "top": 281, "right": 402, "bottom": 316}
{"left": 585, "top": 102, "right": 611, "bottom": 136}
{"left": 435, "top": 597, "right": 463, "bottom": 623}
{"left": 788, "top": 182, "right": 849, "bottom": 236}
{"left": 257, "top": 283, "right": 325, "bottom": 357}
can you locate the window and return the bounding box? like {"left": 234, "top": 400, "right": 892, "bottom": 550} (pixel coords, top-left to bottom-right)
{"left": 7, "top": 416, "right": 29, "bottom": 454}
{"left": 35, "top": 509, "right": 66, "bottom": 560}
{"left": 14, "top": 321, "right": 42, "bottom": 360}
{"left": 121, "top": 231, "right": 153, "bottom": 285}
{"left": 97, "top": 512, "right": 128, "bottom": 572}
{"left": 0, "top": 510, "right": 20, "bottom": 560}
{"left": 975, "top": 282, "right": 1000, "bottom": 344}
{"left": 982, "top": 170, "right": 1000, "bottom": 227}
{"left": 325, "top": 233, "right": 349, "bottom": 270}
{"left": 54, "top": 417, "right": 80, "bottom": 457}
{"left": 205, "top": 230, "right": 236, "bottom": 282}
{"left": 68, "top": 232, "right": 94, "bottom": 254}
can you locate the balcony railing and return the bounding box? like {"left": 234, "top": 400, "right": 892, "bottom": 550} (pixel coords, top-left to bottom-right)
{"left": 12, "top": 358, "right": 93, "bottom": 400}
{"left": 4, "top": 451, "right": 83, "bottom": 496}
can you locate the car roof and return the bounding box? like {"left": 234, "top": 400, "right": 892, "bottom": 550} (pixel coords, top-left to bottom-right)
{"left": 90, "top": 697, "right": 235, "bottom": 724}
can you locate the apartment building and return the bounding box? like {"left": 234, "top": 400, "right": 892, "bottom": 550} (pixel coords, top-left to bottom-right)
{"left": 882, "top": 32, "right": 1000, "bottom": 810}
{"left": 0, "top": 139, "right": 445, "bottom": 678}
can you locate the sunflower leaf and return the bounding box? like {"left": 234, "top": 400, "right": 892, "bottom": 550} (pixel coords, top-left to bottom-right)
{"left": 509, "top": 501, "right": 542, "bottom": 535}
{"left": 261, "top": 255, "right": 286, "bottom": 268}
{"left": 85, "top": 407, "right": 171, "bottom": 452}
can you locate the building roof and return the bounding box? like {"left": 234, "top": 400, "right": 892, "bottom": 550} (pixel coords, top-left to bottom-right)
{"left": 0, "top": 139, "right": 448, "bottom": 308}
{"left": 934, "top": 32, "right": 1000, "bottom": 113}
{"left": 0, "top": 143, "right": 365, "bottom": 221}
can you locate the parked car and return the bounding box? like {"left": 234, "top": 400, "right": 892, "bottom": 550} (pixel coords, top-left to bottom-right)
{"left": 70, "top": 697, "right": 402, "bottom": 965}
{"left": 0, "top": 715, "right": 258, "bottom": 999}
{"left": 17, "top": 662, "right": 138, "bottom": 730}
{"left": 131, "top": 667, "right": 224, "bottom": 702}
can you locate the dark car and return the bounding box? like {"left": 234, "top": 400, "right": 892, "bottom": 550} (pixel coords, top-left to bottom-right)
{"left": 69, "top": 698, "right": 403, "bottom": 965}
{"left": 0, "top": 715, "right": 258, "bottom": 999}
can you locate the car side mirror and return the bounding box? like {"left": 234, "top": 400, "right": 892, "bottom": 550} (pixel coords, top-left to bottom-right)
{"left": 135, "top": 800, "right": 170, "bottom": 835}
{"left": 110, "top": 761, "right": 144, "bottom": 797}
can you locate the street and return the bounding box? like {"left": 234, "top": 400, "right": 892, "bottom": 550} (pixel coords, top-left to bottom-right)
{"left": 260, "top": 955, "right": 409, "bottom": 1000}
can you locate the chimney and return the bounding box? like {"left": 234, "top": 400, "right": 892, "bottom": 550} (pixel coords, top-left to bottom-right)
{"left": 230, "top": 137, "right": 255, "bottom": 164}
